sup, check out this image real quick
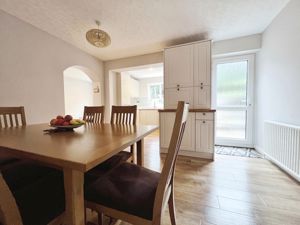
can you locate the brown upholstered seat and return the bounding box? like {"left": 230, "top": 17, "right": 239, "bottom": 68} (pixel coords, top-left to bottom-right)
{"left": 0, "top": 155, "right": 20, "bottom": 166}
{"left": 85, "top": 151, "right": 131, "bottom": 185}
{"left": 13, "top": 171, "right": 65, "bottom": 225}
{"left": 0, "top": 160, "right": 65, "bottom": 225}
{"left": 85, "top": 162, "right": 160, "bottom": 220}
{"left": 1, "top": 160, "right": 60, "bottom": 192}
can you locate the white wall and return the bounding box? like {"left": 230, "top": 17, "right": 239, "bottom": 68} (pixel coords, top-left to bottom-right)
{"left": 212, "top": 34, "right": 262, "bottom": 57}
{"left": 120, "top": 73, "right": 140, "bottom": 105}
{"left": 139, "top": 77, "right": 163, "bottom": 98}
{"left": 254, "top": 0, "right": 300, "bottom": 150}
{"left": 0, "top": 10, "right": 104, "bottom": 124}
{"left": 64, "top": 68, "right": 93, "bottom": 119}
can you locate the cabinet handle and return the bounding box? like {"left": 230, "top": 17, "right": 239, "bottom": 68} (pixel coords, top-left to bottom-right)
{"left": 200, "top": 86, "right": 203, "bottom": 90}
{"left": 201, "top": 83, "right": 203, "bottom": 85}
{"left": 203, "top": 121, "right": 206, "bottom": 124}
{"left": 203, "top": 113, "right": 206, "bottom": 116}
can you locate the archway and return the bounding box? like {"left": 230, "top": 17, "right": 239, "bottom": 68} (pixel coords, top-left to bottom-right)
{"left": 63, "top": 66, "right": 94, "bottom": 118}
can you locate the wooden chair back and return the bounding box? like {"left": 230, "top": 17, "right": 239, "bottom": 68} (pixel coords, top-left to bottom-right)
{"left": 0, "top": 173, "right": 23, "bottom": 225}
{"left": 153, "top": 101, "right": 189, "bottom": 224}
{"left": 83, "top": 106, "right": 105, "bottom": 123}
{"left": 0, "top": 107, "right": 26, "bottom": 128}
{"left": 110, "top": 105, "right": 137, "bottom": 125}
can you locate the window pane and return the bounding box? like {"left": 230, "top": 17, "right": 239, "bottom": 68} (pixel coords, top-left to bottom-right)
{"left": 216, "top": 110, "right": 246, "bottom": 139}
{"left": 148, "top": 83, "right": 164, "bottom": 108}
{"left": 216, "top": 61, "right": 248, "bottom": 107}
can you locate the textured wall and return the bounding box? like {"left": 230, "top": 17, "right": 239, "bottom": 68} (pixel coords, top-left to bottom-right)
{"left": 254, "top": 0, "right": 300, "bottom": 149}
{"left": 0, "top": 10, "right": 104, "bottom": 124}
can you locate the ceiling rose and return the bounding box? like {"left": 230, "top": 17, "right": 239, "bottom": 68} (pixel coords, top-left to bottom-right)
{"left": 86, "top": 20, "right": 111, "bottom": 48}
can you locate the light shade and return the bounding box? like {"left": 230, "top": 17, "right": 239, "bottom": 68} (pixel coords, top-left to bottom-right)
{"left": 86, "top": 28, "right": 111, "bottom": 48}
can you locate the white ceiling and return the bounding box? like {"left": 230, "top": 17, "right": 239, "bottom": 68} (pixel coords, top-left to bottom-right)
{"left": 127, "top": 64, "right": 163, "bottom": 80}
{"left": 0, "top": 0, "right": 290, "bottom": 61}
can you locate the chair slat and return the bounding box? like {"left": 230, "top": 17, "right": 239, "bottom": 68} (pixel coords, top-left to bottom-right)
{"left": 3, "top": 114, "right": 8, "bottom": 128}
{"left": 83, "top": 106, "right": 105, "bottom": 124}
{"left": 0, "top": 107, "right": 26, "bottom": 128}
{"left": 110, "top": 105, "right": 137, "bottom": 125}
{"left": 14, "top": 114, "right": 19, "bottom": 126}
{"left": 9, "top": 114, "right": 13, "bottom": 127}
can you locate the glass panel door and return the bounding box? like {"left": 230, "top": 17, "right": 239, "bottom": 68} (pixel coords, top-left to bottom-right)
{"left": 213, "top": 55, "right": 254, "bottom": 147}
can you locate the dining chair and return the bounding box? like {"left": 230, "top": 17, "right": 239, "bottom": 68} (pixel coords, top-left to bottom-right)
{"left": 85, "top": 101, "right": 189, "bottom": 225}
{"left": 0, "top": 161, "right": 65, "bottom": 225}
{"left": 0, "top": 107, "right": 65, "bottom": 225}
{"left": 111, "top": 105, "right": 137, "bottom": 162}
{"left": 83, "top": 106, "right": 105, "bottom": 123}
{"left": 0, "top": 107, "right": 27, "bottom": 166}
{"left": 84, "top": 105, "right": 134, "bottom": 185}
{"left": 110, "top": 105, "right": 137, "bottom": 125}
{"left": 0, "top": 106, "right": 26, "bottom": 128}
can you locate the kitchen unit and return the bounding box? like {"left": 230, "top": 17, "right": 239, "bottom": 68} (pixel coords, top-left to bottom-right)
{"left": 159, "top": 40, "right": 216, "bottom": 159}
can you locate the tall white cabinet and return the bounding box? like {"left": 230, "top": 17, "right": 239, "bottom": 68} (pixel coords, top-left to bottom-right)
{"left": 164, "top": 40, "right": 211, "bottom": 109}
{"left": 160, "top": 40, "right": 215, "bottom": 160}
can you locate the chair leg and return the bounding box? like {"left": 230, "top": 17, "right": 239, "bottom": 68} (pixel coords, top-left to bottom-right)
{"left": 98, "top": 212, "right": 104, "bottom": 225}
{"left": 130, "top": 144, "right": 135, "bottom": 163}
{"left": 168, "top": 189, "right": 177, "bottom": 225}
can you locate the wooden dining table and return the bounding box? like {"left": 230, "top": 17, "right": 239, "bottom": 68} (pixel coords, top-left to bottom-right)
{"left": 0, "top": 123, "right": 158, "bottom": 225}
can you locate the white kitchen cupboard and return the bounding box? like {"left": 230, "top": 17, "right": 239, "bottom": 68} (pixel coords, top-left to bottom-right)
{"left": 193, "top": 41, "right": 211, "bottom": 86}
{"left": 159, "top": 110, "right": 215, "bottom": 159}
{"left": 164, "top": 44, "right": 194, "bottom": 88}
{"left": 160, "top": 112, "right": 195, "bottom": 151}
{"left": 164, "top": 87, "right": 194, "bottom": 108}
{"left": 164, "top": 40, "right": 211, "bottom": 109}
{"left": 194, "top": 86, "right": 211, "bottom": 108}
{"left": 161, "top": 40, "right": 214, "bottom": 160}
{"left": 196, "top": 119, "right": 214, "bottom": 154}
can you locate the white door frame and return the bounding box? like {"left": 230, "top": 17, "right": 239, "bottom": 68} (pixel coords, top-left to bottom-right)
{"left": 212, "top": 54, "right": 255, "bottom": 148}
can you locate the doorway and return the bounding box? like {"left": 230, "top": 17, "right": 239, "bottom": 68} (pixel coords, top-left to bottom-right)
{"left": 109, "top": 63, "right": 163, "bottom": 125}
{"left": 63, "top": 67, "right": 94, "bottom": 118}
{"left": 213, "top": 55, "right": 254, "bottom": 147}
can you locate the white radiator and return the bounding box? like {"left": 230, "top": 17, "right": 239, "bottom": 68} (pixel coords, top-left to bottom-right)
{"left": 264, "top": 121, "right": 300, "bottom": 182}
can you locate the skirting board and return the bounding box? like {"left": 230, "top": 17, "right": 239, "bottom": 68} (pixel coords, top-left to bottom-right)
{"left": 253, "top": 145, "right": 265, "bottom": 157}
{"left": 254, "top": 145, "right": 300, "bottom": 183}
{"left": 160, "top": 148, "right": 214, "bottom": 160}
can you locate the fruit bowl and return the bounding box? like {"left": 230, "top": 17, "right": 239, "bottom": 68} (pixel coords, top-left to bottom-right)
{"left": 49, "top": 115, "right": 85, "bottom": 131}
{"left": 50, "top": 124, "right": 83, "bottom": 130}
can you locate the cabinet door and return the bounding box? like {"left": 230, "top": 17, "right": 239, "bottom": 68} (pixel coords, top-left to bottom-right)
{"left": 165, "top": 87, "right": 193, "bottom": 109}
{"left": 196, "top": 120, "right": 214, "bottom": 153}
{"left": 194, "top": 41, "right": 211, "bottom": 86}
{"left": 194, "top": 86, "right": 211, "bottom": 108}
{"left": 164, "top": 45, "right": 194, "bottom": 88}
{"left": 160, "top": 112, "right": 195, "bottom": 151}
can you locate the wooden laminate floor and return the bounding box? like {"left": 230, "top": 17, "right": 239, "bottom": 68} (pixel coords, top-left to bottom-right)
{"left": 90, "top": 130, "right": 300, "bottom": 225}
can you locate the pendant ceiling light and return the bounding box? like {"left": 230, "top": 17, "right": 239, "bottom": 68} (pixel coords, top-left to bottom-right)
{"left": 86, "top": 20, "right": 111, "bottom": 48}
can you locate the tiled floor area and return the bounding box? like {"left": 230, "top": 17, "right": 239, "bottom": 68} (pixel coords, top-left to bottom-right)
{"left": 91, "top": 131, "right": 300, "bottom": 225}
{"left": 215, "top": 146, "right": 263, "bottom": 158}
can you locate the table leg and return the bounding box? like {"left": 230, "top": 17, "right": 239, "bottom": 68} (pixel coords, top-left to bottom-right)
{"left": 136, "top": 138, "right": 144, "bottom": 166}
{"left": 63, "top": 168, "right": 85, "bottom": 225}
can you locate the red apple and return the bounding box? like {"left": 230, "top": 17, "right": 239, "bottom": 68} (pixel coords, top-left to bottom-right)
{"left": 62, "top": 121, "right": 70, "bottom": 126}
{"left": 50, "top": 119, "right": 57, "bottom": 126}
{"left": 55, "top": 118, "right": 65, "bottom": 125}
{"left": 56, "top": 115, "right": 64, "bottom": 120}
{"left": 64, "top": 115, "right": 73, "bottom": 122}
